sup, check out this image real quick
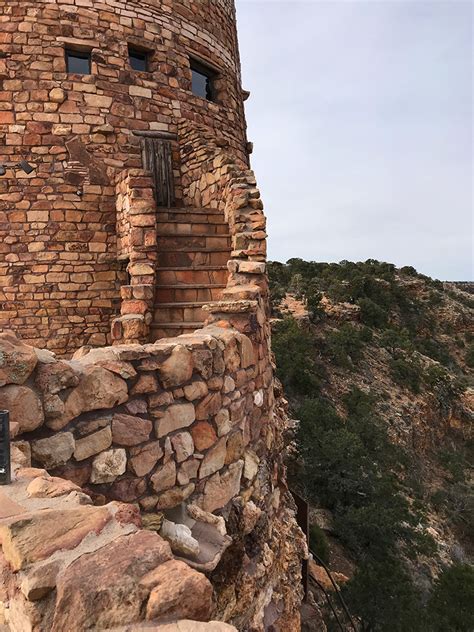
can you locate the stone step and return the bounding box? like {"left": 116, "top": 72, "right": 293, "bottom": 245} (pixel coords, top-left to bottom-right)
{"left": 155, "top": 284, "right": 226, "bottom": 303}
{"left": 150, "top": 322, "right": 204, "bottom": 342}
{"left": 156, "top": 221, "right": 229, "bottom": 236}
{"left": 157, "top": 234, "right": 231, "bottom": 250}
{"left": 153, "top": 302, "right": 213, "bottom": 323}
{"left": 157, "top": 249, "right": 230, "bottom": 268}
{"left": 155, "top": 267, "right": 228, "bottom": 285}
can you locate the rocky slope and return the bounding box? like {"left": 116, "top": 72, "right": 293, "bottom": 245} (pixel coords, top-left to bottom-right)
{"left": 269, "top": 259, "right": 473, "bottom": 631}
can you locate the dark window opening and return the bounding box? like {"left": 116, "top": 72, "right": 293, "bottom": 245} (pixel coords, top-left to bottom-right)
{"left": 129, "top": 46, "right": 149, "bottom": 72}
{"left": 65, "top": 48, "right": 91, "bottom": 75}
{"left": 190, "top": 58, "right": 217, "bottom": 101}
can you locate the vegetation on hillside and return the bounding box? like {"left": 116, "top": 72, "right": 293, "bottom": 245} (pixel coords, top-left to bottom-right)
{"left": 270, "top": 259, "right": 473, "bottom": 631}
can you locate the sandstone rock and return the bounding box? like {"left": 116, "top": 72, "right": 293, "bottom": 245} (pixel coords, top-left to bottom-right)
{"left": 223, "top": 375, "right": 236, "bottom": 393}
{"left": 149, "top": 621, "right": 237, "bottom": 632}
{"left": 171, "top": 432, "right": 194, "bottom": 463}
{"left": 21, "top": 559, "right": 61, "bottom": 601}
{"left": 225, "top": 430, "right": 245, "bottom": 465}
{"left": 74, "top": 426, "right": 112, "bottom": 461}
{"left": 31, "top": 433, "right": 75, "bottom": 469}
{"left": 201, "top": 460, "right": 244, "bottom": 512}
{"left": 183, "top": 380, "right": 208, "bottom": 401}
{"left": 155, "top": 483, "right": 195, "bottom": 510}
{"left": 75, "top": 414, "right": 111, "bottom": 437}
{"left": 125, "top": 398, "right": 148, "bottom": 415}
{"left": 191, "top": 421, "right": 217, "bottom": 451}
{"left": 215, "top": 408, "right": 232, "bottom": 437}
{"left": 240, "top": 336, "right": 256, "bottom": 368}
{"left": 110, "top": 477, "right": 147, "bottom": 502}
{"left": 51, "top": 531, "right": 172, "bottom": 632}
{"left": 97, "top": 360, "right": 137, "bottom": 380}
{"left": 160, "top": 519, "right": 200, "bottom": 558}
{"left": 26, "top": 475, "right": 80, "bottom": 498}
{"left": 200, "top": 437, "right": 227, "bottom": 479}
{"left": 157, "top": 345, "right": 194, "bottom": 388}
{"left": 241, "top": 500, "right": 262, "bottom": 535}
{"left": 35, "top": 360, "right": 78, "bottom": 394}
{"left": 0, "top": 331, "right": 37, "bottom": 386}
{"left": 243, "top": 450, "right": 260, "bottom": 481}
{"left": 112, "top": 413, "right": 152, "bottom": 446}
{"left": 143, "top": 559, "right": 212, "bottom": 622}
{"left": 187, "top": 503, "right": 227, "bottom": 537}
{"left": 47, "top": 366, "right": 128, "bottom": 431}
{"left": 142, "top": 513, "right": 164, "bottom": 532}
{"left": 0, "top": 506, "right": 111, "bottom": 571}
{"left": 11, "top": 441, "right": 31, "bottom": 469}
{"left": 151, "top": 461, "right": 176, "bottom": 492}
{"left": 131, "top": 373, "right": 159, "bottom": 395}
{"left": 53, "top": 461, "right": 92, "bottom": 487}
{"left": 90, "top": 449, "right": 127, "bottom": 484}
{"left": 155, "top": 403, "right": 195, "bottom": 437}
{"left": 177, "top": 458, "right": 200, "bottom": 485}
{"left": 129, "top": 442, "right": 163, "bottom": 477}
{"left": 0, "top": 385, "right": 44, "bottom": 433}
{"left": 195, "top": 392, "right": 222, "bottom": 420}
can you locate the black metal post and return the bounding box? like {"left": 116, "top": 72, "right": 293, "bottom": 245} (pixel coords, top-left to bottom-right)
{"left": 0, "top": 410, "right": 11, "bottom": 485}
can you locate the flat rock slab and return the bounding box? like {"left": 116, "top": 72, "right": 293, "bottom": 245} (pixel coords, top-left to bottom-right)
{"left": 0, "top": 491, "right": 25, "bottom": 520}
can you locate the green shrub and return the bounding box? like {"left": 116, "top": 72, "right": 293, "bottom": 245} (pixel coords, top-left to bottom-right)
{"left": 428, "top": 564, "right": 474, "bottom": 632}
{"left": 390, "top": 356, "right": 423, "bottom": 393}
{"left": 309, "top": 523, "right": 330, "bottom": 566}
{"left": 327, "top": 324, "right": 366, "bottom": 368}
{"left": 359, "top": 297, "right": 388, "bottom": 328}
{"left": 465, "top": 343, "right": 474, "bottom": 368}
{"left": 272, "top": 318, "right": 323, "bottom": 398}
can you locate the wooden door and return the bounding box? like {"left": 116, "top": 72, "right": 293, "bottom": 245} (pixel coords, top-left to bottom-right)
{"left": 142, "top": 137, "right": 176, "bottom": 208}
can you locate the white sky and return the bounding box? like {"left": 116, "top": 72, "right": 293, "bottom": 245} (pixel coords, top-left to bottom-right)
{"left": 235, "top": 0, "right": 473, "bottom": 280}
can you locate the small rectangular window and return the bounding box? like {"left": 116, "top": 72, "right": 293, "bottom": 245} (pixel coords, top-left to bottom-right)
{"left": 65, "top": 48, "right": 91, "bottom": 75}
{"left": 129, "top": 47, "right": 149, "bottom": 72}
{"left": 190, "top": 58, "right": 216, "bottom": 102}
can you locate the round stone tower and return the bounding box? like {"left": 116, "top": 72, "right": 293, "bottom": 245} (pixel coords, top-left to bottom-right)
{"left": 0, "top": 0, "right": 252, "bottom": 354}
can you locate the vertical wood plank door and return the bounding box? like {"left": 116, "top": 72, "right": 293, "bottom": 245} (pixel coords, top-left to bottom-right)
{"left": 142, "top": 138, "right": 176, "bottom": 208}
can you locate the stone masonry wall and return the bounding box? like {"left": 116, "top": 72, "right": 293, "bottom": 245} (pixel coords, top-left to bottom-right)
{"left": 0, "top": 322, "right": 305, "bottom": 630}
{"left": 0, "top": 0, "right": 250, "bottom": 355}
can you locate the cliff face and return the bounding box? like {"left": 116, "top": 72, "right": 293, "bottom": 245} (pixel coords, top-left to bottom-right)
{"left": 269, "top": 260, "right": 473, "bottom": 630}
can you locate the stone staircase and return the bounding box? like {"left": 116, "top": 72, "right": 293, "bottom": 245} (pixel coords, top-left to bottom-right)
{"left": 151, "top": 207, "right": 231, "bottom": 341}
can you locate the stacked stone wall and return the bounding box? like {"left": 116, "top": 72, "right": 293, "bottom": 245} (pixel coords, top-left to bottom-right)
{"left": 0, "top": 319, "right": 305, "bottom": 630}
{"left": 0, "top": 0, "right": 249, "bottom": 355}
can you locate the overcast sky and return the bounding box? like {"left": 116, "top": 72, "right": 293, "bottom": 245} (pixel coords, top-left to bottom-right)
{"left": 235, "top": 0, "right": 473, "bottom": 281}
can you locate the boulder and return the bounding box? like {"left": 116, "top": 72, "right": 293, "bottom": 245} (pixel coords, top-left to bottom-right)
{"left": 90, "top": 449, "right": 127, "bottom": 484}
{"left": 0, "top": 506, "right": 111, "bottom": 571}
{"left": 143, "top": 559, "right": 213, "bottom": 622}
{"left": 160, "top": 519, "right": 200, "bottom": 558}
{"left": 0, "top": 385, "right": 44, "bottom": 433}
{"left": 35, "top": 361, "right": 79, "bottom": 394}
{"left": 112, "top": 413, "right": 152, "bottom": 446}
{"left": 31, "top": 433, "right": 75, "bottom": 469}
{"left": 46, "top": 366, "right": 128, "bottom": 431}
{"left": 51, "top": 531, "right": 173, "bottom": 632}
{"left": 26, "top": 475, "right": 81, "bottom": 498}
{"left": 0, "top": 331, "right": 37, "bottom": 386}
{"left": 157, "top": 345, "right": 194, "bottom": 388}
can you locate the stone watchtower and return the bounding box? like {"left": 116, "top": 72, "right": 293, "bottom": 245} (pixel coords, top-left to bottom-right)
{"left": 0, "top": 0, "right": 266, "bottom": 356}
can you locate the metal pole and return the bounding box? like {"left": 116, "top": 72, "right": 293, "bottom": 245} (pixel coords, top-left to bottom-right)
{"left": 0, "top": 410, "right": 11, "bottom": 485}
